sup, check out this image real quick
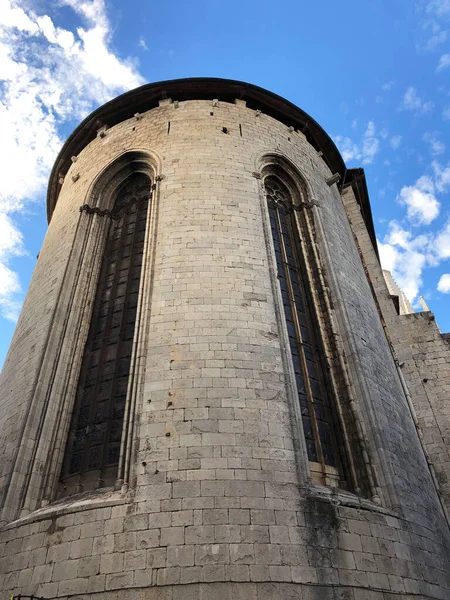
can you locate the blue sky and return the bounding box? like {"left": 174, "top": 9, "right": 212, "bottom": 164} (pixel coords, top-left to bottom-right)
{"left": 1, "top": 0, "right": 450, "bottom": 368}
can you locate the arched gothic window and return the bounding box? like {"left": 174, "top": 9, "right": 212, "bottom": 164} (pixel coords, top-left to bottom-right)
{"left": 265, "top": 174, "right": 349, "bottom": 487}
{"left": 59, "top": 172, "right": 151, "bottom": 496}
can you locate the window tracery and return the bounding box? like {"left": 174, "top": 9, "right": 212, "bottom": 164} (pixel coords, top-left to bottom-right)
{"left": 59, "top": 172, "right": 150, "bottom": 495}
{"left": 265, "top": 174, "right": 348, "bottom": 487}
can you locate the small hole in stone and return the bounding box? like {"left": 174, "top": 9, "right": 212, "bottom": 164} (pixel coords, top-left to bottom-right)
{"left": 168, "top": 401, "right": 173, "bottom": 407}
{"left": 142, "top": 461, "right": 147, "bottom": 467}
{"left": 165, "top": 432, "right": 171, "bottom": 437}
{"left": 210, "top": 112, "right": 214, "bottom": 116}
{"left": 222, "top": 127, "right": 228, "bottom": 134}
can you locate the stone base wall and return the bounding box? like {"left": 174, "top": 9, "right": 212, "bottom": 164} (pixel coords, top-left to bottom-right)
{"left": 0, "top": 581, "right": 437, "bottom": 600}
{"left": 1, "top": 488, "right": 449, "bottom": 598}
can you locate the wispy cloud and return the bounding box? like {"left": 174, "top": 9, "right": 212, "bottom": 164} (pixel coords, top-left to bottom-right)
{"left": 400, "top": 86, "right": 434, "bottom": 114}
{"left": 138, "top": 37, "right": 148, "bottom": 51}
{"left": 417, "top": 1, "right": 450, "bottom": 54}
{"left": 423, "top": 131, "right": 446, "bottom": 155}
{"left": 437, "top": 53, "right": 450, "bottom": 71}
{"left": 423, "top": 29, "right": 448, "bottom": 50}
{"left": 432, "top": 159, "right": 450, "bottom": 191}
{"left": 361, "top": 121, "right": 380, "bottom": 164}
{"left": 0, "top": 0, "right": 145, "bottom": 321}
{"left": 390, "top": 135, "right": 402, "bottom": 149}
{"left": 334, "top": 120, "right": 380, "bottom": 165}
{"left": 425, "top": 0, "right": 450, "bottom": 18}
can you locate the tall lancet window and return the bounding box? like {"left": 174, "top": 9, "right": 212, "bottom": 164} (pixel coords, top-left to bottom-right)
{"left": 60, "top": 172, "right": 150, "bottom": 495}
{"left": 265, "top": 175, "right": 347, "bottom": 486}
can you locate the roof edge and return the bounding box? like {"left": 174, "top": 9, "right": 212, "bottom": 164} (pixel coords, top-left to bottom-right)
{"left": 46, "top": 77, "right": 347, "bottom": 221}
{"left": 344, "top": 168, "right": 380, "bottom": 261}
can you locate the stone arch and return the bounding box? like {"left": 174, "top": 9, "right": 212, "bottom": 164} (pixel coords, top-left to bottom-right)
{"left": 258, "top": 152, "right": 311, "bottom": 206}
{"left": 87, "top": 149, "right": 161, "bottom": 211}
{"left": 11, "top": 150, "right": 161, "bottom": 515}
{"left": 257, "top": 153, "right": 371, "bottom": 497}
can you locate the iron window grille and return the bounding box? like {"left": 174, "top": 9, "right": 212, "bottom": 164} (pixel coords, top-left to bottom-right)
{"left": 265, "top": 175, "right": 348, "bottom": 487}
{"left": 59, "top": 172, "right": 151, "bottom": 496}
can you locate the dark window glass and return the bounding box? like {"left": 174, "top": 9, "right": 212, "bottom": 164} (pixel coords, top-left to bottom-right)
{"left": 265, "top": 176, "right": 344, "bottom": 480}
{"left": 60, "top": 173, "right": 150, "bottom": 495}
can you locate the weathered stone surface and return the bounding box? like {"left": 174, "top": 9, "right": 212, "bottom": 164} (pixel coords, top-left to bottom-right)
{"left": 0, "top": 80, "right": 449, "bottom": 599}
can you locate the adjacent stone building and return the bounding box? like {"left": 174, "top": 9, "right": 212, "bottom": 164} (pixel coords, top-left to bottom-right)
{"left": 0, "top": 78, "right": 449, "bottom": 599}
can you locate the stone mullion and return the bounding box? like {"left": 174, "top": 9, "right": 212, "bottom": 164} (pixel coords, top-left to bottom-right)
{"left": 93, "top": 208, "right": 132, "bottom": 485}
{"left": 292, "top": 207, "right": 358, "bottom": 491}
{"left": 257, "top": 178, "right": 310, "bottom": 488}
{"left": 314, "top": 192, "right": 384, "bottom": 504}
{"left": 273, "top": 203, "right": 327, "bottom": 479}
{"left": 101, "top": 197, "right": 147, "bottom": 483}
{"left": 119, "top": 180, "right": 157, "bottom": 491}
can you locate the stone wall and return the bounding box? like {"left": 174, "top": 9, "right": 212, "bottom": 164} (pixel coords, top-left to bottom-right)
{"left": 0, "top": 93, "right": 449, "bottom": 598}
{"left": 341, "top": 183, "right": 450, "bottom": 515}
{"left": 397, "top": 313, "right": 450, "bottom": 509}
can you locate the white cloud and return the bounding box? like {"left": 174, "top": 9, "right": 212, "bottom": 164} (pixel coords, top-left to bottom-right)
{"left": 0, "top": 0, "right": 39, "bottom": 33}
{"left": 139, "top": 37, "right": 148, "bottom": 51}
{"left": 437, "top": 53, "right": 450, "bottom": 71}
{"left": 0, "top": 0, "right": 145, "bottom": 321}
{"left": 378, "top": 213, "right": 450, "bottom": 305}
{"left": 443, "top": 106, "right": 450, "bottom": 121}
{"left": 390, "top": 135, "right": 402, "bottom": 149}
{"left": 400, "top": 86, "right": 434, "bottom": 114}
{"left": 397, "top": 176, "right": 440, "bottom": 225}
{"left": 434, "top": 220, "right": 450, "bottom": 259}
{"left": 425, "top": 0, "right": 450, "bottom": 18}
{"left": 0, "top": 213, "right": 25, "bottom": 321}
{"left": 378, "top": 239, "right": 400, "bottom": 272}
{"left": 432, "top": 160, "right": 450, "bottom": 191}
{"left": 437, "top": 273, "right": 450, "bottom": 293}
{"left": 382, "top": 81, "right": 395, "bottom": 91}
{"left": 378, "top": 222, "right": 428, "bottom": 303}
{"left": 334, "top": 120, "right": 379, "bottom": 165}
{"left": 423, "top": 131, "right": 446, "bottom": 155}
{"left": 334, "top": 136, "right": 361, "bottom": 162}
{"left": 361, "top": 120, "right": 380, "bottom": 165}
{"left": 424, "top": 30, "right": 448, "bottom": 50}
{"left": 417, "top": 2, "right": 450, "bottom": 53}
